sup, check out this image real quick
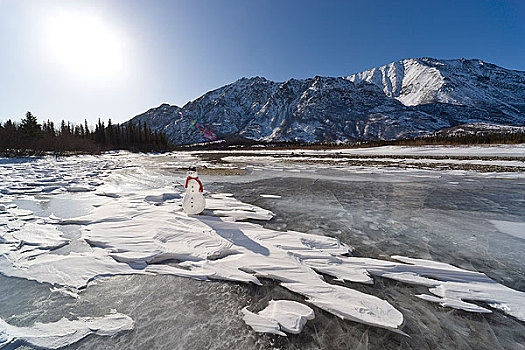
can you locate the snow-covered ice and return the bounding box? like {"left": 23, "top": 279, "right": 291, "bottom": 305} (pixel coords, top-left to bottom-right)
{"left": 1, "top": 149, "right": 524, "bottom": 349}
{"left": 0, "top": 311, "right": 133, "bottom": 349}
{"left": 260, "top": 194, "right": 282, "bottom": 199}
{"left": 242, "top": 300, "right": 315, "bottom": 336}
{"left": 201, "top": 143, "right": 525, "bottom": 157}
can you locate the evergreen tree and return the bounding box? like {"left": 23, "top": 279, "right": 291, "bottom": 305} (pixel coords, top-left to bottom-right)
{"left": 20, "top": 111, "right": 41, "bottom": 139}
{"left": 1, "top": 113, "right": 174, "bottom": 155}
{"left": 60, "top": 120, "right": 68, "bottom": 135}
{"left": 106, "top": 119, "right": 113, "bottom": 146}
{"left": 84, "top": 119, "right": 90, "bottom": 137}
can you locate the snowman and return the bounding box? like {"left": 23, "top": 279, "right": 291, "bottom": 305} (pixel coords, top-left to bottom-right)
{"left": 182, "top": 166, "right": 206, "bottom": 215}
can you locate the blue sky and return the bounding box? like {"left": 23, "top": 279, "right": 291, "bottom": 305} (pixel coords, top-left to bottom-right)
{"left": 1, "top": 0, "right": 524, "bottom": 125}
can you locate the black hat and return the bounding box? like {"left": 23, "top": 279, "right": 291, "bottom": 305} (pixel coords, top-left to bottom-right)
{"left": 188, "top": 166, "right": 197, "bottom": 171}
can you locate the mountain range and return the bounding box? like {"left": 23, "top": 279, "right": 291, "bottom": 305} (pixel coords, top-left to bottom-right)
{"left": 129, "top": 57, "right": 525, "bottom": 145}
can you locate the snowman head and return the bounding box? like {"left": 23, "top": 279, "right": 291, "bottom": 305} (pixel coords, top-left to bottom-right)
{"left": 187, "top": 166, "right": 198, "bottom": 177}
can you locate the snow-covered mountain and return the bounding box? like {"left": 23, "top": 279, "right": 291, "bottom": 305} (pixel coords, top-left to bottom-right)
{"left": 130, "top": 58, "right": 525, "bottom": 145}
{"left": 347, "top": 58, "right": 525, "bottom": 116}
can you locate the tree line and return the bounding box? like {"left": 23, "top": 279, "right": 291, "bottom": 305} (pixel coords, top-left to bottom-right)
{"left": 0, "top": 112, "right": 173, "bottom": 156}
{"left": 255, "top": 129, "right": 525, "bottom": 149}
{"left": 357, "top": 130, "right": 525, "bottom": 148}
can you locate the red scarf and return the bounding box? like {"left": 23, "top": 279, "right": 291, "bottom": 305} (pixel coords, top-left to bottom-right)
{"left": 185, "top": 176, "right": 203, "bottom": 192}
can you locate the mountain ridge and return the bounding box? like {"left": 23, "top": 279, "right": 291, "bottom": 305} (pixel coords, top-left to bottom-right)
{"left": 347, "top": 57, "right": 525, "bottom": 115}
{"left": 129, "top": 57, "right": 525, "bottom": 145}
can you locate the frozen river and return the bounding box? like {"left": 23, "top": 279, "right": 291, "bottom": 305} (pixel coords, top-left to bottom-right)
{"left": 1, "top": 148, "right": 524, "bottom": 349}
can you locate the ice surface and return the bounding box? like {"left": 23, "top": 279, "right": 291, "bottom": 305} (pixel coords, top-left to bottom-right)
{"left": 0, "top": 311, "right": 133, "bottom": 349}
{"left": 242, "top": 300, "right": 314, "bottom": 336}
{"left": 203, "top": 144, "right": 525, "bottom": 157}
{"left": 336, "top": 145, "right": 525, "bottom": 157}
{"left": 2, "top": 182, "right": 523, "bottom": 330}
{"left": 1, "top": 150, "right": 525, "bottom": 349}
{"left": 490, "top": 220, "right": 525, "bottom": 240}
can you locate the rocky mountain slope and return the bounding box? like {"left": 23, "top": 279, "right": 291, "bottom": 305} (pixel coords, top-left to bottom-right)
{"left": 347, "top": 58, "right": 525, "bottom": 116}
{"left": 130, "top": 58, "right": 525, "bottom": 145}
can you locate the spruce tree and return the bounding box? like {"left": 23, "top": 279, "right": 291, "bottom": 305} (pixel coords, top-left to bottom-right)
{"left": 84, "top": 119, "right": 90, "bottom": 137}
{"left": 20, "top": 111, "right": 41, "bottom": 139}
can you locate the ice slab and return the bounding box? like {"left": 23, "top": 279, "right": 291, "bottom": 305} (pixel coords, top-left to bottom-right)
{"left": 242, "top": 308, "right": 284, "bottom": 336}
{"left": 260, "top": 194, "right": 282, "bottom": 198}
{"left": 242, "top": 300, "right": 314, "bottom": 336}
{"left": 0, "top": 311, "right": 133, "bottom": 349}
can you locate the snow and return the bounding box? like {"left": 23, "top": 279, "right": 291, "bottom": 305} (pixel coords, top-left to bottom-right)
{"left": 53, "top": 189, "right": 404, "bottom": 329}
{"left": 0, "top": 311, "right": 133, "bottom": 349}
{"left": 347, "top": 57, "right": 525, "bottom": 115}
{"left": 211, "top": 144, "right": 525, "bottom": 158}
{"left": 217, "top": 145, "right": 525, "bottom": 180}
{"left": 336, "top": 144, "right": 525, "bottom": 157}
{"left": 241, "top": 308, "right": 284, "bottom": 336}
{"left": 223, "top": 154, "right": 524, "bottom": 169}
{"left": 1, "top": 150, "right": 525, "bottom": 347}
{"left": 490, "top": 220, "right": 525, "bottom": 240}
{"left": 348, "top": 58, "right": 447, "bottom": 106}
{"left": 242, "top": 300, "right": 314, "bottom": 336}
{"left": 357, "top": 157, "right": 524, "bottom": 167}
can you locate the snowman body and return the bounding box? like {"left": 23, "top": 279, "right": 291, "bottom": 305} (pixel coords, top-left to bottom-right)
{"left": 182, "top": 171, "right": 206, "bottom": 215}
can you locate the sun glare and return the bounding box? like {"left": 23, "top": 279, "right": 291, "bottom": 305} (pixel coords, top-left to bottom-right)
{"left": 44, "top": 10, "right": 126, "bottom": 82}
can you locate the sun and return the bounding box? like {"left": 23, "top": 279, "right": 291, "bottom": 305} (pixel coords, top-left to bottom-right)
{"left": 44, "top": 10, "right": 126, "bottom": 82}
